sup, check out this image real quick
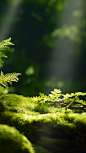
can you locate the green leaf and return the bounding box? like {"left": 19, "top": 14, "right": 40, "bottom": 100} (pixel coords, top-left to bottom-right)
{"left": 0, "top": 58, "right": 4, "bottom": 63}
{"left": 0, "top": 71, "right": 21, "bottom": 88}
{"left": 0, "top": 37, "right": 14, "bottom": 64}
{"left": 0, "top": 46, "right": 10, "bottom": 51}
{"left": 39, "top": 93, "right": 45, "bottom": 97}
{"left": 0, "top": 37, "right": 14, "bottom": 49}
{"left": 54, "top": 89, "right": 62, "bottom": 93}
{"left": 0, "top": 52, "right": 7, "bottom": 58}
{"left": 0, "top": 85, "right": 5, "bottom": 95}
{"left": 75, "top": 92, "right": 86, "bottom": 96}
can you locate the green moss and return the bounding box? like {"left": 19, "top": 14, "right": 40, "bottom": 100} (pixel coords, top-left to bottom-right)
{"left": 0, "top": 124, "right": 52, "bottom": 153}
{"left": 0, "top": 94, "right": 86, "bottom": 138}
{"left": 0, "top": 124, "right": 35, "bottom": 153}
{"left": 0, "top": 94, "right": 86, "bottom": 152}
{"left": 0, "top": 94, "right": 28, "bottom": 106}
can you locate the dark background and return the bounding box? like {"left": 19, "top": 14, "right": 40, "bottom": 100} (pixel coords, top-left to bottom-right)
{"left": 0, "top": 0, "right": 86, "bottom": 97}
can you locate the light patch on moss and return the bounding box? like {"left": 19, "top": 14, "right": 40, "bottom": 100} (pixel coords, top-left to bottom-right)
{"left": 0, "top": 94, "right": 28, "bottom": 106}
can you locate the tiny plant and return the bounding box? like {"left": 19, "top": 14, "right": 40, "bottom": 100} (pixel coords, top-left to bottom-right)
{"left": 32, "top": 89, "right": 86, "bottom": 113}
{"left": 0, "top": 37, "right": 21, "bottom": 95}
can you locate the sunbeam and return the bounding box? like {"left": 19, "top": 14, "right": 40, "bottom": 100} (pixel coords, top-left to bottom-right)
{"left": 0, "top": 0, "right": 22, "bottom": 41}
{"left": 46, "top": 0, "right": 85, "bottom": 93}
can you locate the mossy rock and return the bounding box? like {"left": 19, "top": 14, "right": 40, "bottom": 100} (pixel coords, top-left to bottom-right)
{"left": 0, "top": 94, "right": 86, "bottom": 153}
{"left": 0, "top": 124, "right": 34, "bottom": 153}
{"left": 0, "top": 124, "right": 52, "bottom": 153}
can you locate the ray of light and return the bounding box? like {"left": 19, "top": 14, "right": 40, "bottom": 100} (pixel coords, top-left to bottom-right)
{"left": 0, "top": 0, "right": 22, "bottom": 41}
{"left": 46, "top": 0, "right": 84, "bottom": 93}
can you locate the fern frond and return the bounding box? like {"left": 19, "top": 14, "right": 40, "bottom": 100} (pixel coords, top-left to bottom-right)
{"left": 0, "top": 52, "right": 7, "bottom": 63}
{"left": 0, "top": 37, "right": 14, "bottom": 63}
{"left": 0, "top": 85, "right": 5, "bottom": 95}
{"left": 0, "top": 71, "right": 21, "bottom": 88}
{"left": 0, "top": 37, "right": 14, "bottom": 50}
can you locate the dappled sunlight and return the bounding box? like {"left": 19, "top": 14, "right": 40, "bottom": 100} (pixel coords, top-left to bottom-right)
{"left": 0, "top": 0, "right": 22, "bottom": 41}
{"left": 46, "top": 0, "right": 85, "bottom": 94}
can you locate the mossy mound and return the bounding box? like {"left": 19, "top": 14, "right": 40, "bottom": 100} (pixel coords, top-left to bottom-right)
{"left": 0, "top": 94, "right": 86, "bottom": 153}
{"left": 0, "top": 124, "right": 34, "bottom": 153}
{"left": 0, "top": 124, "right": 52, "bottom": 153}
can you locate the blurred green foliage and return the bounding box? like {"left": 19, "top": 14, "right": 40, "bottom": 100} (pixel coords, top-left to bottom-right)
{"left": 0, "top": 0, "right": 86, "bottom": 96}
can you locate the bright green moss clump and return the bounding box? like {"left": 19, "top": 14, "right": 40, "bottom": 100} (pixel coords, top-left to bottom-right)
{"left": 0, "top": 93, "right": 86, "bottom": 133}
{"left": 0, "top": 124, "right": 35, "bottom": 153}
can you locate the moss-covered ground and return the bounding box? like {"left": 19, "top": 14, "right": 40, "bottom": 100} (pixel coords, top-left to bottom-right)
{"left": 0, "top": 94, "right": 86, "bottom": 153}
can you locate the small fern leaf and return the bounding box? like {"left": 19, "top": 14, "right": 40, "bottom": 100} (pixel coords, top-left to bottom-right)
{"left": 0, "top": 37, "right": 14, "bottom": 64}
{"left": 0, "top": 37, "right": 14, "bottom": 49}
{"left": 0, "top": 46, "right": 10, "bottom": 51}
{"left": 0, "top": 58, "right": 4, "bottom": 63}
{"left": 0, "top": 71, "right": 21, "bottom": 88}
{"left": 0, "top": 52, "right": 7, "bottom": 58}
{"left": 0, "top": 52, "right": 7, "bottom": 63}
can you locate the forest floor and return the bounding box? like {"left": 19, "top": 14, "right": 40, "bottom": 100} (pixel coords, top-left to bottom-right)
{"left": 0, "top": 94, "right": 86, "bottom": 153}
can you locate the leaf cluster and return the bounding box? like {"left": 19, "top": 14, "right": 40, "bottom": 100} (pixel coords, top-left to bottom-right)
{"left": 0, "top": 37, "right": 14, "bottom": 63}
{"left": 32, "top": 89, "right": 86, "bottom": 113}
{"left": 0, "top": 37, "right": 21, "bottom": 94}
{"left": 0, "top": 71, "right": 21, "bottom": 88}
